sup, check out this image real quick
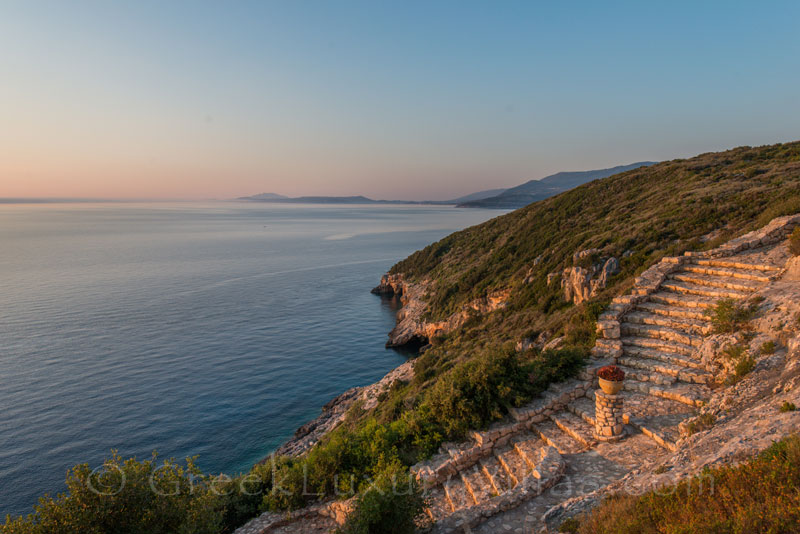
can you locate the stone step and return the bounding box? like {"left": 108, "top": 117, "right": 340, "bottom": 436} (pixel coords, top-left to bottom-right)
{"left": 689, "top": 257, "right": 780, "bottom": 272}
{"left": 618, "top": 356, "right": 712, "bottom": 384}
{"left": 668, "top": 272, "right": 763, "bottom": 292}
{"left": 635, "top": 301, "right": 710, "bottom": 320}
{"left": 624, "top": 415, "right": 679, "bottom": 452}
{"left": 616, "top": 364, "right": 676, "bottom": 386}
{"left": 623, "top": 310, "right": 711, "bottom": 335}
{"left": 512, "top": 435, "right": 543, "bottom": 471}
{"left": 496, "top": 446, "right": 531, "bottom": 487}
{"left": 660, "top": 280, "right": 751, "bottom": 300}
{"left": 620, "top": 322, "right": 703, "bottom": 347}
{"left": 621, "top": 345, "right": 706, "bottom": 371}
{"left": 479, "top": 455, "right": 514, "bottom": 495}
{"left": 443, "top": 477, "right": 475, "bottom": 512}
{"left": 621, "top": 335, "right": 695, "bottom": 356}
{"left": 620, "top": 391, "right": 695, "bottom": 451}
{"left": 460, "top": 464, "right": 495, "bottom": 504}
{"left": 649, "top": 291, "right": 718, "bottom": 309}
{"left": 623, "top": 379, "right": 710, "bottom": 408}
{"left": 531, "top": 419, "right": 585, "bottom": 454}
{"left": 567, "top": 396, "right": 596, "bottom": 426}
{"left": 681, "top": 264, "right": 773, "bottom": 282}
{"left": 424, "top": 485, "right": 451, "bottom": 521}
{"left": 550, "top": 410, "right": 597, "bottom": 448}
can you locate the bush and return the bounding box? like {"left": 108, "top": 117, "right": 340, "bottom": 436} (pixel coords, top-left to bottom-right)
{"left": 686, "top": 413, "right": 716, "bottom": 435}
{"left": 576, "top": 434, "right": 800, "bottom": 534}
{"left": 336, "top": 464, "right": 425, "bottom": 534}
{"left": 790, "top": 227, "right": 800, "bottom": 256}
{"left": 559, "top": 517, "right": 582, "bottom": 533}
{"left": 2, "top": 452, "right": 223, "bottom": 534}
{"left": 733, "top": 354, "right": 756, "bottom": 382}
{"left": 721, "top": 344, "right": 756, "bottom": 384}
{"left": 781, "top": 401, "right": 797, "bottom": 413}
{"left": 760, "top": 340, "right": 776, "bottom": 354}
{"left": 707, "top": 299, "right": 757, "bottom": 334}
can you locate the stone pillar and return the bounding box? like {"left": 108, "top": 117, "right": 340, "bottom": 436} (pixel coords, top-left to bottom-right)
{"left": 594, "top": 390, "right": 625, "bottom": 441}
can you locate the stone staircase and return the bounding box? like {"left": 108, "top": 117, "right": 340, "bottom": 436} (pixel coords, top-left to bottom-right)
{"left": 414, "top": 377, "right": 596, "bottom": 532}
{"left": 234, "top": 215, "right": 799, "bottom": 534}
{"left": 596, "top": 251, "right": 782, "bottom": 451}
{"left": 419, "top": 242, "right": 792, "bottom": 532}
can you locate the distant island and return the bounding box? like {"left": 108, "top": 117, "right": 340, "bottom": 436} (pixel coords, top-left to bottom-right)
{"left": 238, "top": 163, "right": 656, "bottom": 209}
{"left": 457, "top": 162, "right": 656, "bottom": 208}
{"left": 236, "top": 190, "right": 506, "bottom": 206}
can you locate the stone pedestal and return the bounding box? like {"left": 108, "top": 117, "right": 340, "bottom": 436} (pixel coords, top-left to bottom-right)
{"left": 594, "top": 390, "right": 625, "bottom": 441}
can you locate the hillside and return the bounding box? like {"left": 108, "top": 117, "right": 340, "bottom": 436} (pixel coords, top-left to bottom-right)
{"left": 7, "top": 141, "right": 800, "bottom": 534}
{"left": 394, "top": 143, "right": 800, "bottom": 326}
{"left": 457, "top": 161, "right": 656, "bottom": 208}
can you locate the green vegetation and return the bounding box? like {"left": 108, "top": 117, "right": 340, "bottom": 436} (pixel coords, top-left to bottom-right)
{"left": 760, "top": 340, "right": 777, "bottom": 354}
{"left": 394, "top": 142, "right": 800, "bottom": 325}
{"left": 790, "top": 227, "right": 800, "bottom": 256}
{"left": 780, "top": 401, "right": 797, "bottom": 413}
{"left": 706, "top": 298, "right": 758, "bottom": 334}
{"left": 685, "top": 413, "right": 716, "bottom": 435}
{"left": 336, "top": 467, "right": 425, "bottom": 534}
{"left": 722, "top": 344, "right": 756, "bottom": 384}
{"left": 569, "top": 434, "right": 800, "bottom": 534}
{"left": 6, "top": 141, "right": 800, "bottom": 532}
{"left": 2, "top": 452, "right": 224, "bottom": 534}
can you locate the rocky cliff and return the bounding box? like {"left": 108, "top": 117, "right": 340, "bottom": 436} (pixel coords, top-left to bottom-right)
{"left": 373, "top": 273, "right": 510, "bottom": 349}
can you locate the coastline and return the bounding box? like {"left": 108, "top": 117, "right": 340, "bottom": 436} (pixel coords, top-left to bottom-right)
{"left": 265, "top": 279, "right": 416, "bottom": 460}
{"left": 266, "top": 360, "right": 415, "bottom": 460}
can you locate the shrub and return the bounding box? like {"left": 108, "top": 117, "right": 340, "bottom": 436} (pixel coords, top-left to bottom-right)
{"left": 559, "top": 517, "right": 581, "bottom": 533}
{"left": 733, "top": 354, "right": 756, "bottom": 381}
{"left": 760, "top": 340, "right": 776, "bottom": 354}
{"left": 706, "top": 298, "right": 757, "bottom": 334}
{"left": 577, "top": 434, "right": 800, "bottom": 534}
{"left": 781, "top": 401, "right": 797, "bottom": 413}
{"left": 790, "top": 227, "right": 800, "bottom": 256}
{"left": 722, "top": 344, "right": 747, "bottom": 361}
{"left": 686, "top": 413, "right": 716, "bottom": 435}
{"left": 336, "top": 464, "right": 425, "bottom": 534}
{"left": 1, "top": 452, "right": 223, "bottom": 534}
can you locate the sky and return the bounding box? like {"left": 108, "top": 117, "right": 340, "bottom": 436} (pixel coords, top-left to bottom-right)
{"left": 1, "top": 1, "right": 799, "bottom": 201}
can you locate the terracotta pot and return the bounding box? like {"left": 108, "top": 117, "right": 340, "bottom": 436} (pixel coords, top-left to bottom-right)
{"left": 599, "top": 377, "right": 623, "bottom": 395}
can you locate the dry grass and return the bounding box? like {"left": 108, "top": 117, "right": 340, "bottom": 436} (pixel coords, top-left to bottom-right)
{"left": 572, "top": 434, "right": 800, "bottom": 534}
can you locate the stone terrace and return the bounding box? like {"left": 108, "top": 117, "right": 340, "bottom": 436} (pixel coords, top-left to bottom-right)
{"left": 234, "top": 214, "right": 800, "bottom": 534}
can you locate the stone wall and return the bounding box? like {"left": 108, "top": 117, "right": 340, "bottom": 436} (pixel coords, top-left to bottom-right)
{"left": 686, "top": 213, "right": 800, "bottom": 258}
{"left": 431, "top": 446, "right": 565, "bottom": 534}
{"left": 412, "top": 370, "right": 599, "bottom": 486}
{"left": 592, "top": 213, "right": 800, "bottom": 359}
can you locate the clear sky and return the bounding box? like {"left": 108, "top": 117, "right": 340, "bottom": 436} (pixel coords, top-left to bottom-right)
{"left": 1, "top": 1, "right": 799, "bottom": 200}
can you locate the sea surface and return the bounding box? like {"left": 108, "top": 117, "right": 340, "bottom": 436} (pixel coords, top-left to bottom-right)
{"left": 0, "top": 201, "right": 501, "bottom": 517}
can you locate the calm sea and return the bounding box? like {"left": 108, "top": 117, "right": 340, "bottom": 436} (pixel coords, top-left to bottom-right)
{"left": 0, "top": 202, "right": 500, "bottom": 517}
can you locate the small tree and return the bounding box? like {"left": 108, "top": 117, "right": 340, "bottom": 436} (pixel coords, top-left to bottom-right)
{"left": 706, "top": 298, "right": 757, "bottom": 334}
{"left": 336, "top": 464, "right": 425, "bottom": 534}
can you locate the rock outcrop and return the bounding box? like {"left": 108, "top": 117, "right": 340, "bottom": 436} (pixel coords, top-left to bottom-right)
{"left": 374, "top": 274, "right": 510, "bottom": 349}
{"left": 558, "top": 255, "right": 620, "bottom": 305}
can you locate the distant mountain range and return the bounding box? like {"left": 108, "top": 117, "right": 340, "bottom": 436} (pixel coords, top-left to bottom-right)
{"left": 238, "top": 162, "right": 657, "bottom": 209}
{"left": 457, "top": 162, "right": 657, "bottom": 208}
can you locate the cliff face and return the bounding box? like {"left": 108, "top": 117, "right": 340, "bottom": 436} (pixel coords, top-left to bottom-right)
{"left": 373, "top": 273, "right": 510, "bottom": 349}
